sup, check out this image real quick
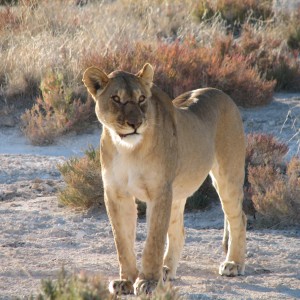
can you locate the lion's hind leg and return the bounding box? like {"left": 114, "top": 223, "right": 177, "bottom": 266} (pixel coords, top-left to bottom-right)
{"left": 210, "top": 168, "right": 247, "bottom": 276}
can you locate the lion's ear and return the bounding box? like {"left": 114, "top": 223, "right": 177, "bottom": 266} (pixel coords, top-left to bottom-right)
{"left": 83, "top": 67, "right": 109, "bottom": 99}
{"left": 137, "top": 63, "right": 154, "bottom": 86}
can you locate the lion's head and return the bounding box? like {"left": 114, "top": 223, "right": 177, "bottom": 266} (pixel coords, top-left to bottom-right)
{"left": 83, "top": 63, "right": 154, "bottom": 148}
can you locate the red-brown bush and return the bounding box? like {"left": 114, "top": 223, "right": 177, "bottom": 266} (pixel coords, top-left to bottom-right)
{"left": 246, "top": 133, "right": 288, "bottom": 166}
{"left": 245, "top": 133, "right": 300, "bottom": 225}
{"left": 0, "top": 6, "right": 20, "bottom": 32}
{"left": 238, "top": 26, "right": 300, "bottom": 91}
{"left": 81, "top": 39, "right": 275, "bottom": 107}
{"left": 21, "top": 71, "right": 94, "bottom": 145}
{"left": 248, "top": 157, "right": 300, "bottom": 224}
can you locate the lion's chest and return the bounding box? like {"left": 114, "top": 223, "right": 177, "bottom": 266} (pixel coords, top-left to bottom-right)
{"left": 106, "top": 154, "right": 151, "bottom": 202}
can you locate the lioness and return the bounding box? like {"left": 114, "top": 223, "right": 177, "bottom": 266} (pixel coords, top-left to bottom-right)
{"left": 83, "top": 63, "right": 247, "bottom": 295}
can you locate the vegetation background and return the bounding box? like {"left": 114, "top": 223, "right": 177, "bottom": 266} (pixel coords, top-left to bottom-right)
{"left": 0, "top": 0, "right": 300, "bottom": 299}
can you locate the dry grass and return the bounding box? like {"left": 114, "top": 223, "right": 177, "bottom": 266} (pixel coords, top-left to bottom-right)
{"left": 0, "top": 0, "right": 299, "bottom": 108}
{"left": 0, "top": 0, "right": 197, "bottom": 100}
{"left": 1, "top": 0, "right": 299, "bottom": 145}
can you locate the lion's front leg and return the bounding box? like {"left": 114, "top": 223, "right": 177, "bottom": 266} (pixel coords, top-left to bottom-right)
{"left": 163, "top": 199, "right": 186, "bottom": 280}
{"left": 134, "top": 184, "right": 172, "bottom": 296}
{"left": 105, "top": 189, "right": 138, "bottom": 295}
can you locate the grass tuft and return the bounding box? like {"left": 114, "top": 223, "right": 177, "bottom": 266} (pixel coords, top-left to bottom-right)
{"left": 194, "top": 0, "right": 274, "bottom": 35}
{"left": 58, "top": 146, "right": 104, "bottom": 209}
{"left": 36, "top": 268, "right": 181, "bottom": 300}
{"left": 36, "top": 268, "right": 112, "bottom": 300}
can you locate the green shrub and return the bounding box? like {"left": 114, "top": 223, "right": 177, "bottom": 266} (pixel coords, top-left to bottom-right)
{"left": 58, "top": 146, "right": 104, "bottom": 209}
{"left": 58, "top": 147, "right": 149, "bottom": 215}
{"left": 0, "top": 0, "right": 18, "bottom": 5}
{"left": 194, "top": 0, "right": 273, "bottom": 34}
{"left": 36, "top": 268, "right": 112, "bottom": 300}
{"left": 36, "top": 268, "right": 181, "bottom": 300}
{"left": 139, "top": 282, "right": 182, "bottom": 300}
{"left": 193, "top": 1, "right": 215, "bottom": 21}
{"left": 21, "top": 71, "right": 95, "bottom": 145}
{"left": 287, "top": 27, "right": 300, "bottom": 51}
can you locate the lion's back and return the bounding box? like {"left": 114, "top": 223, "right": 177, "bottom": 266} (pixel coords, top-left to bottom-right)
{"left": 173, "top": 88, "right": 239, "bottom": 125}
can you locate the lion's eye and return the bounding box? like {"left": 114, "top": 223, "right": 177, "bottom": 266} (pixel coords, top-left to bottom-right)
{"left": 111, "top": 95, "right": 120, "bottom": 103}
{"left": 139, "top": 95, "right": 146, "bottom": 104}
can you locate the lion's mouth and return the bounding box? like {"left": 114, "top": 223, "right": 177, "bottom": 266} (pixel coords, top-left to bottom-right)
{"left": 118, "top": 131, "right": 138, "bottom": 139}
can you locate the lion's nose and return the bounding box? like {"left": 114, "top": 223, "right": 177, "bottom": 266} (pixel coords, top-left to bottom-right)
{"left": 127, "top": 120, "right": 142, "bottom": 130}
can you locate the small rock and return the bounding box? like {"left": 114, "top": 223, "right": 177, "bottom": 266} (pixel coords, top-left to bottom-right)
{"left": 1, "top": 189, "right": 17, "bottom": 200}
{"left": 31, "top": 183, "right": 42, "bottom": 191}
{"left": 41, "top": 183, "right": 55, "bottom": 193}
{"left": 46, "top": 180, "right": 55, "bottom": 186}
{"left": 49, "top": 228, "right": 72, "bottom": 238}
{"left": 32, "top": 178, "right": 44, "bottom": 184}
{"left": 246, "top": 251, "right": 254, "bottom": 258}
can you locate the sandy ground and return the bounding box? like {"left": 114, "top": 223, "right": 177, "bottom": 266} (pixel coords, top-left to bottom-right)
{"left": 1, "top": 197, "right": 300, "bottom": 300}
{"left": 0, "top": 94, "right": 300, "bottom": 299}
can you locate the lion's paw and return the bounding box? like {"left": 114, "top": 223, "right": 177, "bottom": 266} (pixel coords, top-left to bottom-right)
{"left": 219, "top": 261, "right": 245, "bottom": 276}
{"left": 134, "top": 278, "right": 158, "bottom": 295}
{"left": 108, "top": 279, "right": 134, "bottom": 295}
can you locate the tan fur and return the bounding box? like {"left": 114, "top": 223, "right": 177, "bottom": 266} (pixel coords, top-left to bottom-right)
{"left": 83, "top": 64, "right": 247, "bottom": 295}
